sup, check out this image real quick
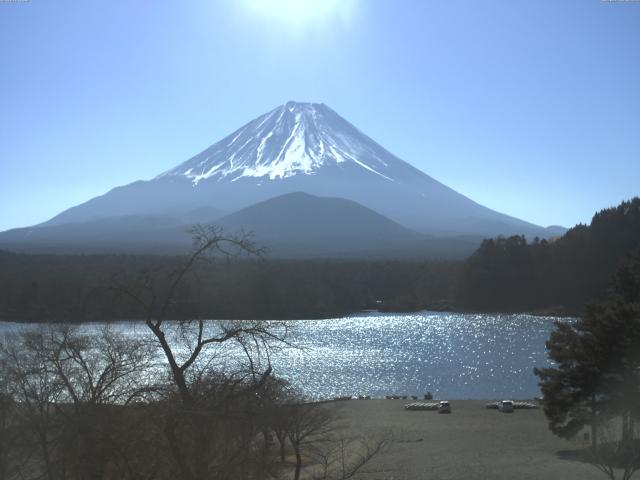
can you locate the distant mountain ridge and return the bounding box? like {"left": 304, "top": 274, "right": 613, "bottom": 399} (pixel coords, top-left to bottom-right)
{"left": 0, "top": 207, "right": 225, "bottom": 254}
{"left": 0, "top": 101, "right": 565, "bottom": 257}
{"left": 215, "top": 192, "right": 480, "bottom": 258}
{"left": 217, "top": 192, "right": 419, "bottom": 239}
{"left": 0, "top": 193, "right": 481, "bottom": 258}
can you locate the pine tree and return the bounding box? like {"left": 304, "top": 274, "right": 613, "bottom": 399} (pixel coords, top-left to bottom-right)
{"left": 535, "top": 249, "right": 640, "bottom": 451}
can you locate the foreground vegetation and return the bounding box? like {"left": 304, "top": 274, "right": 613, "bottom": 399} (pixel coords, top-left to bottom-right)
{"left": 0, "top": 228, "right": 386, "bottom": 480}
{"left": 0, "top": 324, "right": 390, "bottom": 480}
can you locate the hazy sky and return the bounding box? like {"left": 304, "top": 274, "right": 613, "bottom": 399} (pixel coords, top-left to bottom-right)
{"left": 1, "top": 0, "right": 639, "bottom": 231}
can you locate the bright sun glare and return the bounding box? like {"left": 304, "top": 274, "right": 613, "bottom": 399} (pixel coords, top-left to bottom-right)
{"left": 245, "top": 0, "right": 355, "bottom": 28}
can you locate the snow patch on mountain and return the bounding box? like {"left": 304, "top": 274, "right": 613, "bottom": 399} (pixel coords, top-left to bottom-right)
{"left": 157, "top": 101, "right": 395, "bottom": 184}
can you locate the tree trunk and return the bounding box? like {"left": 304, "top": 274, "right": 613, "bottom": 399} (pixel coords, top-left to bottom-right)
{"left": 621, "top": 411, "right": 634, "bottom": 447}
{"left": 39, "top": 429, "right": 55, "bottom": 480}
{"left": 293, "top": 444, "right": 302, "bottom": 480}
{"left": 591, "top": 394, "right": 598, "bottom": 451}
{"left": 147, "top": 323, "right": 192, "bottom": 405}
{"left": 164, "top": 416, "right": 195, "bottom": 480}
{"left": 275, "top": 432, "right": 286, "bottom": 462}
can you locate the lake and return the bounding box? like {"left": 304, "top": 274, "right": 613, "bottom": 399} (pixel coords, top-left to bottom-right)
{"left": 0, "top": 311, "right": 562, "bottom": 400}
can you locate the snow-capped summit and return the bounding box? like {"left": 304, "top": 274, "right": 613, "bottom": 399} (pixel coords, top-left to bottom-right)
{"left": 158, "top": 101, "right": 394, "bottom": 184}
{"left": 21, "top": 101, "right": 555, "bottom": 242}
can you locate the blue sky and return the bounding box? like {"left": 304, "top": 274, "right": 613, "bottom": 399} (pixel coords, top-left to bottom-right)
{"left": 0, "top": 0, "right": 638, "bottom": 231}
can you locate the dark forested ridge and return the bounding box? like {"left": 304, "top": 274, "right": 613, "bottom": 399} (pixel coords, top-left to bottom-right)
{"left": 456, "top": 197, "right": 640, "bottom": 314}
{"left": 0, "top": 251, "right": 459, "bottom": 322}
{"left": 1, "top": 197, "right": 639, "bottom": 322}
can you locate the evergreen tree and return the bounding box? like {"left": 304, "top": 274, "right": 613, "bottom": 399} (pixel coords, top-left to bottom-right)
{"left": 535, "top": 249, "right": 640, "bottom": 451}
{"left": 459, "top": 197, "right": 640, "bottom": 313}
{"left": 534, "top": 319, "right": 605, "bottom": 449}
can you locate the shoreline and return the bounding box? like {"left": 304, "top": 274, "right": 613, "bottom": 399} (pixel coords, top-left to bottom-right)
{"left": 0, "top": 308, "right": 576, "bottom": 324}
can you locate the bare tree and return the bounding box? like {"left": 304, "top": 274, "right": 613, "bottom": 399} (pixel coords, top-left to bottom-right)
{"left": 272, "top": 396, "right": 389, "bottom": 480}
{"left": 114, "top": 225, "right": 289, "bottom": 403}
{"left": 310, "top": 434, "right": 390, "bottom": 480}
{"left": 1, "top": 330, "right": 65, "bottom": 480}
{"left": 285, "top": 401, "right": 336, "bottom": 480}
{"left": 112, "top": 225, "right": 293, "bottom": 480}
{"left": 255, "top": 376, "right": 295, "bottom": 463}
{"left": 2, "top": 227, "right": 303, "bottom": 480}
{"left": 585, "top": 418, "right": 640, "bottom": 480}
{"left": 0, "top": 326, "right": 158, "bottom": 480}
{"left": 0, "top": 382, "right": 18, "bottom": 480}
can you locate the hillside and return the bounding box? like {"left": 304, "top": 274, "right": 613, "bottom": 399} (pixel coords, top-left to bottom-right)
{"left": 456, "top": 197, "right": 640, "bottom": 314}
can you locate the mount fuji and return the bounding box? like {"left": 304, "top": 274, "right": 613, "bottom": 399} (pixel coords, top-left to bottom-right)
{"left": 0, "top": 101, "right": 562, "bottom": 257}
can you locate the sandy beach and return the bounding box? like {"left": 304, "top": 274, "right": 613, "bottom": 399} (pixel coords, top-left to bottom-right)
{"left": 331, "top": 399, "right": 604, "bottom": 480}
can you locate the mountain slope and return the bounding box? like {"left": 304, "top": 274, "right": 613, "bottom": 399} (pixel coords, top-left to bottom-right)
{"left": 0, "top": 193, "right": 481, "bottom": 258}
{"left": 0, "top": 207, "right": 225, "bottom": 254}
{"left": 37, "top": 101, "right": 552, "bottom": 239}
{"left": 217, "top": 192, "right": 419, "bottom": 239}
{"left": 214, "top": 192, "right": 479, "bottom": 258}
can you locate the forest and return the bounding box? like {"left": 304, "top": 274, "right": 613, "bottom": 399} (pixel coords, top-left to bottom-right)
{"left": 0, "top": 251, "right": 459, "bottom": 322}
{"left": 1, "top": 197, "right": 638, "bottom": 322}
{"left": 457, "top": 197, "right": 640, "bottom": 314}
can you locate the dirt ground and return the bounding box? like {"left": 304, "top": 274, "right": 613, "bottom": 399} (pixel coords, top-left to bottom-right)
{"left": 328, "top": 399, "right": 606, "bottom": 480}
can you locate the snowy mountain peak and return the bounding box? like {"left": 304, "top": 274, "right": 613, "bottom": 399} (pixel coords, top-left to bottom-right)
{"left": 158, "top": 101, "right": 397, "bottom": 184}
{"left": 28, "top": 100, "right": 552, "bottom": 242}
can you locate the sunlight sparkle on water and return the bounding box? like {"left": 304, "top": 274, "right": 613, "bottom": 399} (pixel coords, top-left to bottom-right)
{"left": 1, "top": 312, "right": 561, "bottom": 400}
{"left": 273, "top": 311, "right": 558, "bottom": 399}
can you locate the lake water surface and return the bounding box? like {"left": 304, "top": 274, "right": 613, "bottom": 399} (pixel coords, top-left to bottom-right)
{"left": 0, "top": 311, "right": 562, "bottom": 400}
